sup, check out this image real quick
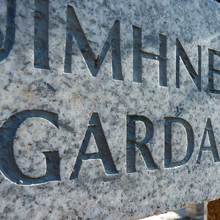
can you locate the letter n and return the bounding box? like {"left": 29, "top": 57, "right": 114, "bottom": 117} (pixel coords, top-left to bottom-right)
{"left": 176, "top": 39, "right": 201, "bottom": 91}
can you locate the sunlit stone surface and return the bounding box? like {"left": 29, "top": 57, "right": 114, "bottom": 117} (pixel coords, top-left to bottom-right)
{"left": 0, "top": 0, "right": 220, "bottom": 219}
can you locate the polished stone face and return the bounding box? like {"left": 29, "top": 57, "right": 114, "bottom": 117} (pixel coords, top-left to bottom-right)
{"left": 1, "top": 0, "right": 220, "bottom": 219}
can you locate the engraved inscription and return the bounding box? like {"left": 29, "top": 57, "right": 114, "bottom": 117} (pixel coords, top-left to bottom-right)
{"left": 0, "top": 110, "right": 60, "bottom": 185}
{"left": 0, "top": 1, "right": 220, "bottom": 186}
{"left": 0, "top": 0, "right": 16, "bottom": 62}
{"left": 34, "top": 0, "right": 50, "bottom": 69}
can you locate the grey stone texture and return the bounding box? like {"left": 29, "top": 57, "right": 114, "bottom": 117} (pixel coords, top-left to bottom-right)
{"left": 0, "top": 0, "right": 220, "bottom": 219}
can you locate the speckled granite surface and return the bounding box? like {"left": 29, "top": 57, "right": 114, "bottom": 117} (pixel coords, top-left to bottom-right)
{"left": 1, "top": 0, "right": 220, "bottom": 219}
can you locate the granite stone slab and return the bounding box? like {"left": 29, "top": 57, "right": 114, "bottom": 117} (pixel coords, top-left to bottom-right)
{"left": 0, "top": 0, "right": 220, "bottom": 219}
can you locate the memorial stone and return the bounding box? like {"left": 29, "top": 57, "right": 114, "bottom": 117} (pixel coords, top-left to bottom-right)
{"left": 0, "top": 0, "right": 220, "bottom": 219}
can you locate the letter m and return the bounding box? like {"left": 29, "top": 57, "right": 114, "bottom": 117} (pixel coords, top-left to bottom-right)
{"left": 64, "top": 5, "right": 123, "bottom": 80}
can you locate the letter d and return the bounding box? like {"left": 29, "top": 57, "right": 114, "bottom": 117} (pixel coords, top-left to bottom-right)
{"left": 164, "top": 117, "right": 194, "bottom": 168}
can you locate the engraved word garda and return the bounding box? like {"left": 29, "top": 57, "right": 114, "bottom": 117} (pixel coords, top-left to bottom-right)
{"left": 0, "top": 0, "right": 219, "bottom": 186}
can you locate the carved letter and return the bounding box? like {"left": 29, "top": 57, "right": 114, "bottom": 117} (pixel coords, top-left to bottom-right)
{"left": 164, "top": 117, "right": 194, "bottom": 168}
{"left": 208, "top": 49, "right": 220, "bottom": 94}
{"left": 133, "top": 26, "right": 167, "bottom": 86}
{"left": 127, "top": 115, "right": 158, "bottom": 173}
{"left": 197, "top": 118, "right": 220, "bottom": 163}
{"left": 34, "top": 0, "right": 50, "bottom": 69}
{"left": 0, "top": 110, "right": 60, "bottom": 185}
{"left": 0, "top": 0, "right": 16, "bottom": 62}
{"left": 64, "top": 5, "right": 123, "bottom": 80}
{"left": 176, "top": 39, "right": 201, "bottom": 90}
{"left": 70, "top": 113, "right": 118, "bottom": 179}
